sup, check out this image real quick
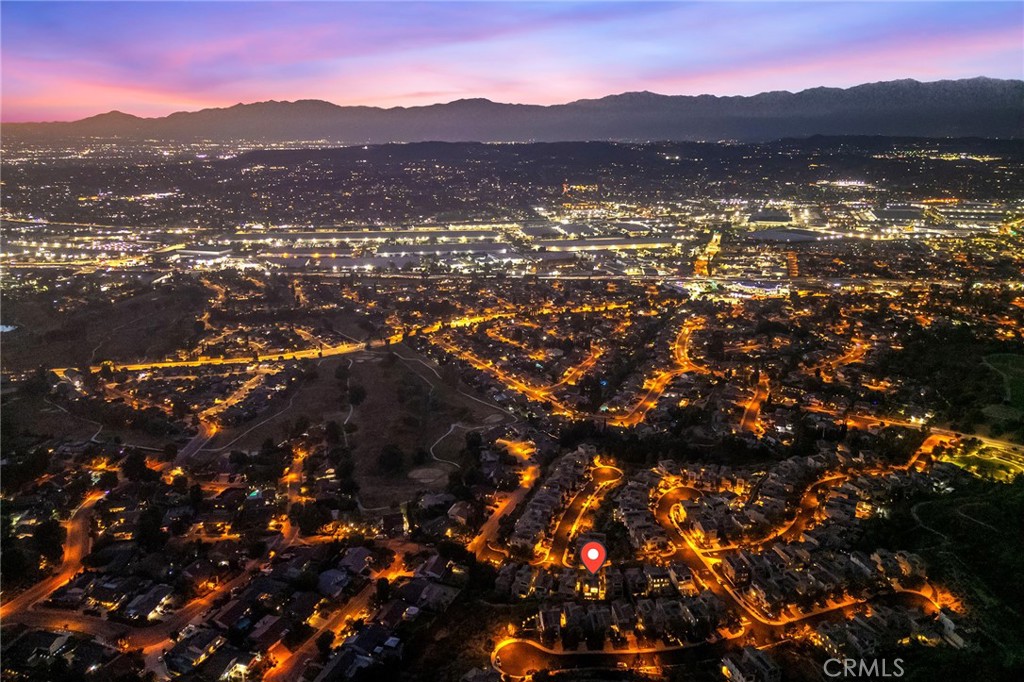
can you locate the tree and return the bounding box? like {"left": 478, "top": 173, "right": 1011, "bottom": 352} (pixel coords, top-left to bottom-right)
{"left": 290, "top": 502, "right": 333, "bottom": 536}
{"left": 170, "top": 398, "right": 190, "bottom": 420}
{"left": 97, "top": 470, "right": 119, "bottom": 491}
{"left": 325, "top": 420, "right": 342, "bottom": 445}
{"left": 375, "top": 577, "right": 391, "bottom": 604}
{"left": 295, "top": 570, "right": 319, "bottom": 592}
{"left": 188, "top": 484, "right": 204, "bottom": 510}
{"left": 18, "top": 366, "right": 50, "bottom": 397}
{"left": 169, "top": 517, "right": 191, "bottom": 536}
{"left": 122, "top": 450, "right": 156, "bottom": 482}
{"left": 32, "top": 519, "right": 66, "bottom": 562}
{"left": 1, "top": 447, "right": 51, "bottom": 492}
{"left": 291, "top": 415, "right": 311, "bottom": 438}
{"left": 316, "top": 631, "right": 334, "bottom": 657}
{"left": 1, "top": 545, "right": 31, "bottom": 582}
{"left": 376, "top": 444, "right": 404, "bottom": 475}
{"left": 248, "top": 540, "right": 267, "bottom": 559}
{"left": 135, "top": 506, "right": 166, "bottom": 552}
{"left": 334, "top": 364, "right": 350, "bottom": 382}
{"left": 446, "top": 469, "right": 473, "bottom": 500}
{"left": 348, "top": 384, "right": 367, "bottom": 406}
{"left": 335, "top": 455, "right": 356, "bottom": 480}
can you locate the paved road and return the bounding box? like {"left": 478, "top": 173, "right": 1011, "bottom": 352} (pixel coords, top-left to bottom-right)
{"left": 533, "top": 463, "right": 623, "bottom": 569}
{"left": 0, "top": 491, "right": 102, "bottom": 621}
{"left": 607, "top": 320, "right": 706, "bottom": 428}
{"left": 739, "top": 374, "right": 770, "bottom": 433}
{"left": 650, "top": 434, "right": 949, "bottom": 635}
{"left": 493, "top": 636, "right": 719, "bottom": 678}
{"left": 175, "top": 421, "right": 216, "bottom": 465}
{"left": 263, "top": 555, "right": 407, "bottom": 681}
{"left": 469, "top": 441, "right": 539, "bottom": 564}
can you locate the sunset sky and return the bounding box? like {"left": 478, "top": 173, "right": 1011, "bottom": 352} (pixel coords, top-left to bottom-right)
{"left": 2, "top": 1, "right": 1022, "bottom": 122}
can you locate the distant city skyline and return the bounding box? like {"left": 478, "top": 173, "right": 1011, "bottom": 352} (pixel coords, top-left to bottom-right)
{"left": 2, "top": 0, "right": 1023, "bottom": 122}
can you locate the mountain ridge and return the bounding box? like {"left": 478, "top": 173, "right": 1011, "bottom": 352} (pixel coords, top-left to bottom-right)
{"left": 6, "top": 77, "right": 1022, "bottom": 142}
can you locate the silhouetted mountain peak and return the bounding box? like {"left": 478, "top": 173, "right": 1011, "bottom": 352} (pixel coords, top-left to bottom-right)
{"left": 83, "top": 110, "right": 143, "bottom": 122}
{"left": 447, "top": 97, "right": 495, "bottom": 105}
{"left": 607, "top": 91, "right": 666, "bottom": 101}
{"left": 6, "top": 78, "right": 1021, "bottom": 142}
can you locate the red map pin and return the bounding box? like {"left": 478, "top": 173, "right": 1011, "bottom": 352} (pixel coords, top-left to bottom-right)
{"left": 580, "top": 540, "right": 607, "bottom": 574}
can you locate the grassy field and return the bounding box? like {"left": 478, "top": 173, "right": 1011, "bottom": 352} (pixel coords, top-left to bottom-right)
{"left": 907, "top": 482, "right": 1024, "bottom": 670}
{"left": 207, "top": 345, "right": 508, "bottom": 508}
{"left": 1, "top": 285, "right": 208, "bottom": 371}
{"left": 346, "top": 346, "right": 508, "bottom": 508}
{"left": 206, "top": 357, "right": 352, "bottom": 454}
{"left": 855, "top": 480, "right": 1024, "bottom": 676}
{"left": 985, "top": 354, "right": 1024, "bottom": 411}
{"left": 1, "top": 392, "right": 171, "bottom": 450}
{"left": 983, "top": 403, "right": 1022, "bottom": 422}
{"left": 940, "top": 450, "right": 1024, "bottom": 483}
